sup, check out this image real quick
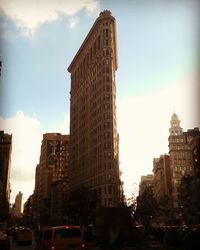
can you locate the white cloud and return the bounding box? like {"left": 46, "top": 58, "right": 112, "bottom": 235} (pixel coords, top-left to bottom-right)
{"left": 0, "top": 0, "right": 100, "bottom": 36}
{"left": 55, "top": 113, "right": 70, "bottom": 134}
{"left": 117, "top": 76, "right": 199, "bottom": 196}
{"left": 68, "top": 16, "right": 78, "bottom": 29}
{"left": 0, "top": 111, "right": 42, "bottom": 203}
{"left": 0, "top": 111, "right": 71, "bottom": 203}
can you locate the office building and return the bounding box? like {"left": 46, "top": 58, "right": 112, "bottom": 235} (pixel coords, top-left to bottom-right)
{"left": 153, "top": 154, "right": 171, "bottom": 202}
{"left": 33, "top": 133, "right": 70, "bottom": 223}
{"left": 14, "top": 191, "right": 23, "bottom": 218}
{"left": 168, "top": 113, "right": 200, "bottom": 209}
{"left": 139, "top": 174, "right": 154, "bottom": 196}
{"left": 0, "top": 58, "right": 2, "bottom": 77}
{"left": 68, "top": 10, "right": 122, "bottom": 208}
{"left": 0, "top": 131, "right": 12, "bottom": 205}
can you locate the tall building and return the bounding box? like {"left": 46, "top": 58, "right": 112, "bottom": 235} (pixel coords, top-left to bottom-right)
{"left": 23, "top": 195, "right": 34, "bottom": 227}
{"left": 50, "top": 179, "right": 69, "bottom": 221}
{"left": 68, "top": 10, "right": 122, "bottom": 208}
{"left": 168, "top": 113, "right": 200, "bottom": 209}
{"left": 0, "top": 57, "right": 2, "bottom": 77}
{"left": 0, "top": 131, "right": 12, "bottom": 206}
{"left": 14, "top": 191, "right": 23, "bottom": 218}
{"left": 33, "top": 133, "right": 70, "bottom": 223}
{"left": 139, "top": 174, "right": 154, "bottom": 196}
{"left": 153, "top": 154, "right": 171, "bottom": 202}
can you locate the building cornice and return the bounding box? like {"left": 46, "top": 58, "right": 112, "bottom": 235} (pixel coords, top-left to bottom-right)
{"left": 68, "top": 10, "right": 118, "bottom": 72}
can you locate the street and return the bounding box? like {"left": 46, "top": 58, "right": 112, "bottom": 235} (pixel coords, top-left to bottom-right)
{"left": 9, "top": 239, "right": 183, "bottom": 250}
{"left": 10, "top": 240, "right": 36, "bottom": 250}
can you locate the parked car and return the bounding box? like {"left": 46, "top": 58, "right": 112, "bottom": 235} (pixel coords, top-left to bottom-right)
{"left": 0, "top": 230, "right": 10, "bottom": 250}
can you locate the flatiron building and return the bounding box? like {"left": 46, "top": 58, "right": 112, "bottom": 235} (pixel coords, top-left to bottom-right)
{"left": 68, "top": 10, "right": 122, "bottom": 208}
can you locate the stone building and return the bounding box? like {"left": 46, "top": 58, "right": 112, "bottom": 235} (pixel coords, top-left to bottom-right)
{"left": 0, "top": 131, "right": 12, "bottom": 220}
{"left": 153, "top": 154, "right": 171, "bottom": 203}
{"left": 0, "top": 57, "right": 2, "bottom": 77}
{"left": 168, "top": 113, "right": 200, "bottom": 210}
{"left": 14, "top": 191, "right": 23, "bottom": 218}
{"left": 33, "top": 133, "right": 70, "bottom": 224}
{"left": 68, "top": 10, "right": 123, "bottom": 208}
{"left": 139, "top": 174, "right": 154, "bottom": 196}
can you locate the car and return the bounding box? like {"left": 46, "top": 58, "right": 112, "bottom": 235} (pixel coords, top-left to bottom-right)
{"left": 35, "top": 225, "right": 84, "bottom": 250}
{"left": 0, "top": 230, "right": 10, "bottom": 250}
{"left": 16, "top": 228, "right": 32, "bottom": 245}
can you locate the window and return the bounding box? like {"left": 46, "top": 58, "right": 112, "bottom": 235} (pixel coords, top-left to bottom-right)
{"left": 108, "top": 185, "right": 112, "bottom": 194}
{"left": 90, "top": 47, "right": 92, "bottom": 61}
{"left": 108, "top": 198, "right": 112, "bottom": 206}
{"left": 105, "top": 103, "right": 110, "bottom": 110}
{"left": 55, "top": 228, "right": 81, "bottom": 239}
{"left": 98, "top": 35, "right": 100, "bottom": 50}
{"left": 94, "top": 41, "right": 96, "bottom": 55}
{"left": 107, "top": 152, "right": 111, "bottom": 159}
{"left": 106, "top": 85, "right": 110, "bottom": 91}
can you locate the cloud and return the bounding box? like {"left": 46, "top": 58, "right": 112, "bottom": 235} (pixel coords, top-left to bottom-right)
{"left": 0, "top": 111, "right": 71, "bottom": 203}
{"left": 0, "top": 0, "right": 100, "bottom": 36}
{"left": 117, "top": 76, "right": 199, "bottom": 195}
{"left": 0, "top": 111, "right": 42, "bottom": 203}
{"left": 56, "top": 113, "right": 70, "bottom": 134}
{"left": 68, "top": 16, "right": 78, "bottom": 29}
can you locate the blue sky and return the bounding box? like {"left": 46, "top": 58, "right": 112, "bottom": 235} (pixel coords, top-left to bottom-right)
{"left": 0, "top": 0, "right": 199, "bottom": 203}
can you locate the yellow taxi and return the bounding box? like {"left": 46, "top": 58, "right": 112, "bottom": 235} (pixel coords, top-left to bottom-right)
{"left": 35, "top": 225, "right": 84, "bottom": 250}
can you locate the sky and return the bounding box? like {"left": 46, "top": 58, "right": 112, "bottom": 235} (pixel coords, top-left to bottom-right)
{"left": 0, "top": 0, "right": 200, "bottom": 203}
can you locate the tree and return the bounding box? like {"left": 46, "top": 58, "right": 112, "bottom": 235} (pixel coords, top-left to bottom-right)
{"left": 156, "top": 195, "right": 173, "bottom": 225}
{"left": 126, "top": 183, "right": 138, "bottom": 221}
{"left": 135, "top": 186, "right": 158, "bottom": 230}
{"left": 179, "top": 175, "right": 200, "bottom": 224}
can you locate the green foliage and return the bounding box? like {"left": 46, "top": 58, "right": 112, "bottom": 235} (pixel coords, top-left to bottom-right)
{"left": 126, "top": 183, "right": 138, "bottom": 218}
{"left": 135, "top": 186, "right": 158, "bottom": 228}
{"left": 180, "top": 175, "right": 200, "bottom": 224}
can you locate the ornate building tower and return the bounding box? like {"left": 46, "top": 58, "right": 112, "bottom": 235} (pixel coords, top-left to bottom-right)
{"left": 169, "top": 113, "right": 183, "bottom": 136}
{"left": 68, "top": 10, "right": 122, "bottom": 208}
{"left": 168, "top": 113, "right": 194, "bottom": 210}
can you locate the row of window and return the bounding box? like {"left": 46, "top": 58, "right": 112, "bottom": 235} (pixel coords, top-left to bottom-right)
{"left": 170, "top": 145, "right": 190, "bottom": 150}
{"left": 72, "top": 28, "right": 111, "bottom": 83}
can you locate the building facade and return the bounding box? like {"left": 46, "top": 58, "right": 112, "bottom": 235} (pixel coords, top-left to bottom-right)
{"left": 139, "top": 174, "right": 154, "bottom": 196}
{"left": 14, "top": 191, "right": 23, "bottom": 218}
{"left": 168, "top": 113, "right": 200, "bottom": 210}
{"left": 23, "top": 195, "right": 34, "bottom": 226}
{"left": 50, "top": 179, "right": 69, "bottom": 222}
{"left": 33, "top": 133, "right": 70, "bottom": 224}
{"left": 68, "top": 10, "right": 122, "bottom": 208}
{"left": 153, "top": 154, "right": 171, "bottom": 203}
{"left": 0, "top": 57, "right": 2, "bottom": 77}
{"left": 0, "top": 131, "right": 12, "bottom": 218}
